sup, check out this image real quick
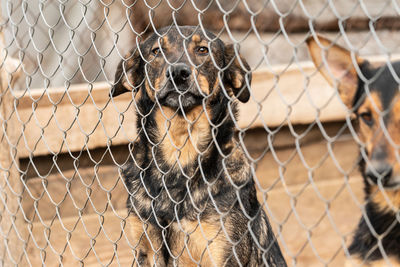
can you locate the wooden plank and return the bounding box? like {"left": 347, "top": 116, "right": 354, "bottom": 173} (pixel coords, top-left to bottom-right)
{"left": 26, "top": 209, "right": 134, "bottom": 267}
{"left": 240, "top": 53, "right": 400, "bottom": 129}
{"left": 15, "top": 54, "right": 398, "bottom": 158}
{"left": 22, "top": 165, "right": 126, "bottom": 222}
{"left": 240, "top": 62, "right": 346, "bottom": 128}
{"left": 14, "top": 83, "right": 137, "bottom": 158}
{"left": 0, "top": 37, "right": 27, "bottom": 266}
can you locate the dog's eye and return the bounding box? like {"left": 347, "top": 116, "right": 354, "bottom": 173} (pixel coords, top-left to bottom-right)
{"left": 196, "top": 46, "right": 209, "bottom": 55}
{"left": 359, "top": 111, "right": 373, "bottom": 126}
{"left": 152, "top": 47, "right": 161, "bottom": 56}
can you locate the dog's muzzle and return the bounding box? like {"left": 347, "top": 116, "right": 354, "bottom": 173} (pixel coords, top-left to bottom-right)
{"left": 166, "top": 63, "right": 192, "bottom": 89}
{"left": 365, "top": 161, "right": 400, "bottom": 189}
{"left": 157, "top": 63, "right": 203, "bottom": 111}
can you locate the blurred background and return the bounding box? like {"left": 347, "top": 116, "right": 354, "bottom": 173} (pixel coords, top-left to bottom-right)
{"left": 5, "top": 0, "right": 400, "bottom": 88}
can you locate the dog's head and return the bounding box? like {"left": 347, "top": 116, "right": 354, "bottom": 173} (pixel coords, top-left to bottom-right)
{"left": 111, "top": 26, "right": 251, "bottom": 113}
{"left": 307, "top": 35, "right": 400, "bottom": 191}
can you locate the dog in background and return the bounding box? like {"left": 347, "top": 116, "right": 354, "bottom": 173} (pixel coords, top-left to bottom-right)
{"left": 111, "top": 26, "right": 287, "bottom": 266}
{"left": 307, "top": 35, "right": 400, "bottom": 266}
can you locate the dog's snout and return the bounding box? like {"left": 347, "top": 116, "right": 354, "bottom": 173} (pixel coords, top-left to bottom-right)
{"left": 366, "top": 161, "right": 393, "bottom": 185}
{"left": 166, "top": 64, "right": 192, "bottom": 84}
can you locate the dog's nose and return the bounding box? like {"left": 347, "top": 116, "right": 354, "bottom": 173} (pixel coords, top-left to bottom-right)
{"left": 365, "top": 161, "right": 393, "bottom": 185}
{"left": 166, "top": 63, "right": 192, "bottom": 84}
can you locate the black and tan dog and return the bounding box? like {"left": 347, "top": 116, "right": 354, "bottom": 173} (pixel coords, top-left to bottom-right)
{"left": 111, "top": 26, "right": 287, "bottom": 266}
{"left": 307, "top": 35, "right": 400, "bottom": 266}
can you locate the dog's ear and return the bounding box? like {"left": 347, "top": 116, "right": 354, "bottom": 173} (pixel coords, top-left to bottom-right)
{"left": 223, "top": 44, "right": 252, "bottom": 103}
{"left": 306, "top": 34, "right": 364, "bottom": 109}
{"left": 111, "top": 47, "right": 143, "bottom": 97}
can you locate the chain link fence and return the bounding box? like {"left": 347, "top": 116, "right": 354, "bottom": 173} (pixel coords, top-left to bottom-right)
{"left": 1, "top": 0, "right": 400, "bottom": 266}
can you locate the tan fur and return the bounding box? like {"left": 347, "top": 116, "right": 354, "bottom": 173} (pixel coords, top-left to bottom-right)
{"left": 122, "top": 79, "right": 133, "bottom": 91}
{"left": 358, "top": 92, "right": 384, "bottom": 152}
{"left": 359, "top": 93, "right": 400, "bottom": 213}
{"left": 211, "top": 77, "right": 221, "bottom": 99}
{"left": 170, "top": 219, "right": 228, "bottom": 266}
{"left": 192, "top": 34, "right": 201, "bottom": 43}
{"left": 189, "top": 36, "right": 207, "bottom": 47}
{"left": 188, "top": 39, "right": 209, "bottom": 65}
{"left": 196, "top": 72, "right": 210, "bottom": 95}
{"left": 162, "top": 35, "right": 170, "bottom": 49}
{"left": 128, "top": 216, "right": 165, "bottom": 266}
{"left": 346, "top": 256, "right": 400, "bottom": 267}
{"left": 390, "top": 95, "right": 400, "bottom": 144}
{"left": 358, "top": 92, "right": 400, "bottom": 188}
{"left": 358, "top": 92, "right": 400, "bottom": 190}
{"left": 155, "top": 106, "right": 211, "bottom": 167}
{"left": 223, "top": 142, "right": 251, "bottom": 185}
{"left": 232, "top": 70, "right": 243, "bottom": 89}
{"left": 132, "top": 88, "right": 143, "bottom": 103}
{"left": 154, "top": 77, "right": 162, "bottom": 94}
{"left": 371, "top": 185, "right": 400, "bottom": 212}
{"left": 387, "top": 95, "right": 400, "bottom": 170}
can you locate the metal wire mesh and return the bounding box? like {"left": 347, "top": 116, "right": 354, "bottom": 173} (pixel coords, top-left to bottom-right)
{"left": 1, "top": 0, "right": 400, "bottom": 266}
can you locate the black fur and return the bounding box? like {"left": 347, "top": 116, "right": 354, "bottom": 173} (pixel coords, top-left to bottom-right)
{"left": 112, "top": 26, "right": 286, "bottom": 266}
{"left": 348, "top": 62, "right": 400, "bottom": 263}
{"left": 348, "top": 158, "right": 400, "bottom": 262}
{"left": 307, "top": 34, "right": 400, "bottom": 265}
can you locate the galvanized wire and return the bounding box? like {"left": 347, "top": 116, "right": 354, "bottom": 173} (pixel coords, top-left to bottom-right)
{"left": 0, "top": 0, "right": 399, "bottom": 266}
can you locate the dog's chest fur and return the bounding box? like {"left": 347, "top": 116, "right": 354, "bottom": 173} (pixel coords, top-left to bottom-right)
{"left": 154, "top": 106, "right": 212, "bottom": 168}
{"left": 123, "top": 140, "right": 251, "bottom": 224}
{"left": 348, "top": 159, "right": 400, "bottom": 261}
{"left": 122, "top": 101, "right": 252, "bottom": 226}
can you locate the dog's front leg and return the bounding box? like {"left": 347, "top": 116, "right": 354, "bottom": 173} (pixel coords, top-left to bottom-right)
{"left": 166, "top": 219, "right": 229, "bottom": 267}
{"left": 129, "top": 216, "right": 166, "bottom": 267}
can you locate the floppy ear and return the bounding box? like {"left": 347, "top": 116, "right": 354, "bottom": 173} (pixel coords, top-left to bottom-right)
{"left": 111, "top": 47, "right": 143, "bottom": 97}
{"left": 306, "top": 34, "right": 364, "bottom": 109}
{"left": 223, "top": 44, "right": 252, "bottom": 103}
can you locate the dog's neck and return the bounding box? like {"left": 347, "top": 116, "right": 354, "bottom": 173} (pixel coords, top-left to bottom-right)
{"left": 154, "top": 105, "right": 212, "bottom": 167}
{"left": 358, "top": 156, "right": 400, "bottom": 212}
